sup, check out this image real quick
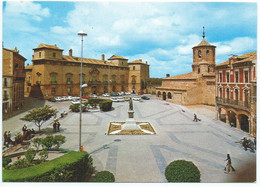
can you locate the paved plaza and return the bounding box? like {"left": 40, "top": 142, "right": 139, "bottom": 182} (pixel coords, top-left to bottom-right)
{"left": 2, "top": 96, "right": 256, "bottom": 182}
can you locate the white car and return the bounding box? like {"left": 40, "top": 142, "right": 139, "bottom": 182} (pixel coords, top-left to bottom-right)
{"left": 92, "top": 94, "right": 97, "bottom": 98}
{"left": 117, "top": 97, "right": 124, "bottom": 102}
{"left": 55, "top": 97, "right": 63, "bottom": 102}
{"left": 67, "top": 96, "right": 73, "bottom": 101}
{"left": 125, "top": 92, "right": 131, "bottom": 95}
{"left": 133, "top": 96, "right": 140, "bottom": 101}
{"left": 102, "top": 93, "right": 109, "bottom": 97}
{"left": 71, "top": 99, "right": 80, "bottom": 105}
{"left": 62, "top": 96, "right": 68, "bottom": 101}
{"left": 72, "top": 96, "right": 80, "bottom": 100}
{"left": 110, "top": 97, "right": 118, "bottom": 102}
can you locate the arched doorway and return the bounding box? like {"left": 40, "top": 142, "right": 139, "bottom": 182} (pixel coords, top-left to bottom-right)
{"left": 167, "top": 92, "right": 172, "bottom": 99}
{"left": 229, "top": 111, "right": 237, "bottom": 127}
{"left": 92, "top": 86, "right": 96, "bottom": 94}
{"left": 163, "top": 92, "right": 166, "bottom": 100}
{"left": 219, "top": 107, "right": 227, "bottom": 123}
{"left": 157, "top": 91, "right": 161, "bottom": 97}
{"left": 104, "top": 86, "right": 107, "bottom": 94}
{"left": 244, "top": 89, "right": 249, "bottom": 107}
{"left": 240, "top": 114, "right": 249, "bottom": 132}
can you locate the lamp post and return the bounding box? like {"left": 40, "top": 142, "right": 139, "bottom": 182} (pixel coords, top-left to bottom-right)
{"left": 78, "top": 30, "right": 87, "bottom": 152}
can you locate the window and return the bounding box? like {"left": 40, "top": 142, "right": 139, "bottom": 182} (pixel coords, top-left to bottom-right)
{"left": 4, "top": 91, "right": 8, "bottom": 100}
{"left": 219, "top": 72, "right": 222, "bottom": 82}
{"left": 4, "top": 78, "right": 7, "bottom": 87}
{"left": 67, "top": 77, "right": 71, "bottom": 84}
{"left": 198, "top": 68, "right": 200, "bottom": 74}
{"left": 198, "top": 50, "right": 201, "bottom": 58}
{"left": 206, "top": 50, "right": 209, "bottom": 56}
{"left": 208, "top": 67, "right": 210, "bottom": 73}
{"left": 227, "top": 72, "right": 230, "bottom": 83}
{"left": 104, "top": 76, "right": 107, "bottom": 83}
{"left": 93, "top": 77, "right": 96, "bottom": 83}
{"left": 27, "top": 87, "right": 29, "bottom": 93}
{"left": 67, "top": 87, "right": 71, "bottom": 94}
{"left": 51, "top": 76, "right": 56, "bottom": 84}
{"left": 53, "top": 53, "right": 56, "bottom": 58}
{"left": 235, "top": 71, "right": 239, "bottom": 83}
{"left": 133, "top": 66, "right": 135, "bottom": 70}
{"left": 219, "top": 88, "right": 223, "bottom": 97}
{"left": 39, "top": 52, "right": 41, "bottom": 58}
{"left": 244, "top": 71, "right": 249, "bottom": 83}
{"left": 38, "top": 76, "right": 41, "bottom": 84}
{"left": 51, "top": 88, "right": 56, "bottom": 95}
{"left": 15, "top": 63, "right": 18, "bottom": 69}
{"left": 112, "top": 77, "right": 115, "bottom": 83}
{"left": 121, "top": 77, "right": 124, "bottom": 83}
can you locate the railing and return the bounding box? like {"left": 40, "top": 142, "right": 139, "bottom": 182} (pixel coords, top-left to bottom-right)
{"left": 3, "top": 97, "right": 9, "bottom": 101}
{"left": 216, "top": 96, "right": 250, "bottom": 111}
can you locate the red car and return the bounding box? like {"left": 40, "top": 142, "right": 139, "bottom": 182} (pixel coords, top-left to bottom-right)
{"left": 82, "top": 96, "right": 90, "bottom": 99}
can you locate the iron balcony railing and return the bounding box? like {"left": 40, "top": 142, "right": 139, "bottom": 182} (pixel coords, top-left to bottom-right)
{"left": 216, "top": 96, "right": 250, "bottom": 111}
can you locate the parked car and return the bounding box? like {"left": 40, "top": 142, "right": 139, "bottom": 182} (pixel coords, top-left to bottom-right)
{"left": 133, "top": 96, "right": 140, "bottom": 101}
{"left": 123, "top": 97, "right": 130, "bottom": 101}
{"left": 125, "top": 92, "right": 131, "bottom": 95}
{"left": 55, "top": 97, "right": 63, "bottom": 102}
{"left": 110, "top": 93, "right": 117, "bottom": 96}
{"left": 72, "top": 96, "right": 80, "bottom": 100}
{"left": 141, "top": 96, "right": 150, "bottom": 100}
{"left": 92, "top": 94, "right": 97, "bottom": 98}
{"left": 48, "top": 98, "right": 56, "bottom": 102}
{"left": 62, "top": 96, "right": 68, "bottom": 101}
{"left": 117, "top": 97, "right": 124, "bottom": 102}
{"left": 67, "top": 96, "right": 73, "bottom": 101}
{"left": 110, "top": 97, "right": 118, "bottom": 102}
{"left": 82, "top": 96, "right": 90, "bottom": 99}
{"left": 71, "top": 99, "right": 80, "bottom": 105}
{"left": 102, "top": 93, "right": 110, "bottom": 97}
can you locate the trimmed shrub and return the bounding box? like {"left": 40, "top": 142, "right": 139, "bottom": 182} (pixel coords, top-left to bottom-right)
{"left": 41, "top": 136, "right": 54, "bottom": 150}
{"left": 99, "top": 100, "right": 112, "bottom": 111}
{"left": 3, "top": 157, "right": 12, "bottom": 168}
{"left": 53, "top": 135, "right": 66, "bottom": 150}
{"left": 3, "top": 151, "right": 93, "bottom": 182}
{"left": 165, "top": 160, "right": 200, "bottom": 182}
{"left": 69, "top": 104, "right": 87, "bottom": 112}
{"left": 92, "top": 171, "right": 115, "bottom": 182}
{"left": 25, "top": 148, "right": 37, "bottom": 163}
{"left": 8, "top": 158, "right": 29, "bottom": 170}
{"left": 39, "top": 149, "right": 49, "bottom": 161}
{"left": 32, "top": 137, "right": 42, "bottom": 151}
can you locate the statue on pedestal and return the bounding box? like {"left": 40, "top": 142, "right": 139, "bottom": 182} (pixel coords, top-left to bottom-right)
{"left": 129, "top": 97, "right": 133, "bottom": 110}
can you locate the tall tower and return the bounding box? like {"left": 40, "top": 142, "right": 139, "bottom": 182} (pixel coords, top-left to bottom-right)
{"left": 192, "top": 27, "right": 216, "bottom": 74}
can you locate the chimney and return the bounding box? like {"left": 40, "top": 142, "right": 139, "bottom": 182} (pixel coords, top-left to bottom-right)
{"left": 69, "top": 49, "right": 72, "bottom": 57}
{"left": 166, "top": 74, "right": 170, "bottom": 78}
{"left": 102, "top": 54, "right": 105, "bottom": 61}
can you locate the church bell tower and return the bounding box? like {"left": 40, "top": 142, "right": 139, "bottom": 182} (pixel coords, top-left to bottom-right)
{"left": 192, "top": 27, "right": 216, "bottom": 74}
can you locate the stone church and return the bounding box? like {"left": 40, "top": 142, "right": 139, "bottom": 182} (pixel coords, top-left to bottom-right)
{"left": 156, "top": 28, "right": 216, "bottom": 105}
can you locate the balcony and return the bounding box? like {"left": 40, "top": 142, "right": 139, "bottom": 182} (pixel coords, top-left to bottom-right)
{"left": 216, "top": 96, "right": 250, "bottom": 111}
{"left": 3, "top": 97, "right": 9, "bottom": 101}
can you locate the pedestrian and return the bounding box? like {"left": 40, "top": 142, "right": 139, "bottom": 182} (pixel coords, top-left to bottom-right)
{"left": 53, "top": 122, "right": 57, "bottom": 133}
{"left": 3, "top": 131, "right": 7, "bottom": 146}
{"left": 6, "top": 131, "right": 13, "bottom": 147}
{"left": 224, "top": 154, "right": 235, "bottom": 174}
{"left": 193, "top": 113, "right": 198, "bottom": 122}
{"left": 57, "top": 121, "right": 60, "bottom": 132}
{"left": 22, "top": 124, "right": 27, "bottom": 137}
{"left": 242, "top": 137, "right": 248, "bottom": 151}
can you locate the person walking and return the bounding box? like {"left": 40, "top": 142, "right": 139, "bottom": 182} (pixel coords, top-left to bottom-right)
{"left": 22, "top": 124, "right": 27, "bottom": 137}
{"left": 57, "top": 121, "right": 60, "bottom": 132}
{"left": 6, "top": 131, "right": 13, "bottom": 147}
{"left": 224, "top": 154, "right": 235, "bottom": 174}
{"left": 193, "top": 113, "right": 198, "bottom": 122}
{"left": 3, "top": 131, "right": 7, "bottom": 146}
{"left": 53, "top": 122, "right": 57, "bottom": 133}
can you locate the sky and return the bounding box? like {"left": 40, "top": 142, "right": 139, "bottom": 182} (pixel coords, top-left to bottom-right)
{"left": 2, "top": 0, "right": 258, "bottom": 78}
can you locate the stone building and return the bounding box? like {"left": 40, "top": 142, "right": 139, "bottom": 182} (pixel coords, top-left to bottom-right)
{"left": 2, "top": 47, "right": 26, "bottom": 114}
{"left": 25, "top": 44, "right": 149, "bottom": 99}
{"left": 215, "top": 52, "right": 257, "bottom": 136}
{"left": 156, "top": 28, "right": 216, "bottom": 105}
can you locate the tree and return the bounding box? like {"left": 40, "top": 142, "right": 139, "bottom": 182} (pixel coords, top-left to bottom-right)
{"left": 21, "top": 105, "right": 57, "bottom": 133}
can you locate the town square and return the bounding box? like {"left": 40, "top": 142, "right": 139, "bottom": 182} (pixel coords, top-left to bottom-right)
{"left": 2, "top": 0, "right": 258, "bottom": 184}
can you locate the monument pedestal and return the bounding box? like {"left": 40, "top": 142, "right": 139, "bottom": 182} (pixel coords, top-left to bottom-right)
{"left": 121, "top": 110, "right": 141, "bottom": 130}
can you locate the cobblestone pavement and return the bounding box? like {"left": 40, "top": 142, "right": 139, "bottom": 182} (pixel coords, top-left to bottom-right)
{"left": 2, "top": 96, "right": 256, "bottom": 182}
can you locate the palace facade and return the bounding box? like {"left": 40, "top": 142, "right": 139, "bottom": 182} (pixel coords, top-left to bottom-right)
{"left": 2, "top": 47, "right": 26, "bottom": 115}
{"left": 156, "top": 30, "right": 216, "bottom": 105}
{"left": 24, "top": 44, "right": 149, "bottom": 99}
{"left": 215, "top": 52, "right": 257, "bottom": 136}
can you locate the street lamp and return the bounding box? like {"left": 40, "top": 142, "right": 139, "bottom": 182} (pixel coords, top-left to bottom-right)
{"left": 78, "top": 30, "right": 87, "bottom": 152}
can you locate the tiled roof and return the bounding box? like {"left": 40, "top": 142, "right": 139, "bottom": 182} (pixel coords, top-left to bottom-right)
{"left": 193, "top": 39, "right": 215, "bottom": 48}
{"left": 217, "top": 51, "right": 257, "bottom": 67}
{"left": 108, "top": 55, "right": 127, "bottom": 60}
{"left": 25, "top": 65, "right": 33, "bottom": 69}
{"left": 129, "top": 59, "right": 147, "bottom": 64}
{"left": 35, "top": 44, "right": 63, "bottom": 50}
{"left": 156, "top": 85, "right": 196, "bottom": 91}
{"left": 164, "top": 72, "right": 200, "bottom": 80}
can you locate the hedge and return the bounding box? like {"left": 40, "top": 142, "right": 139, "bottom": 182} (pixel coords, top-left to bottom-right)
{"left": 165, "top": 160, "right": 200, "bottom": 182}
{"left": 91, "top": 171, "right": 115, "bottom": 182}
{"left": 69, "top": 104, "right": 87, "bottom": 112}
{"left": 3, "top": 151, "right": 93, "bottom": 182}
{"left": 99, "top": 100, "right": 112, "bottom": 111}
